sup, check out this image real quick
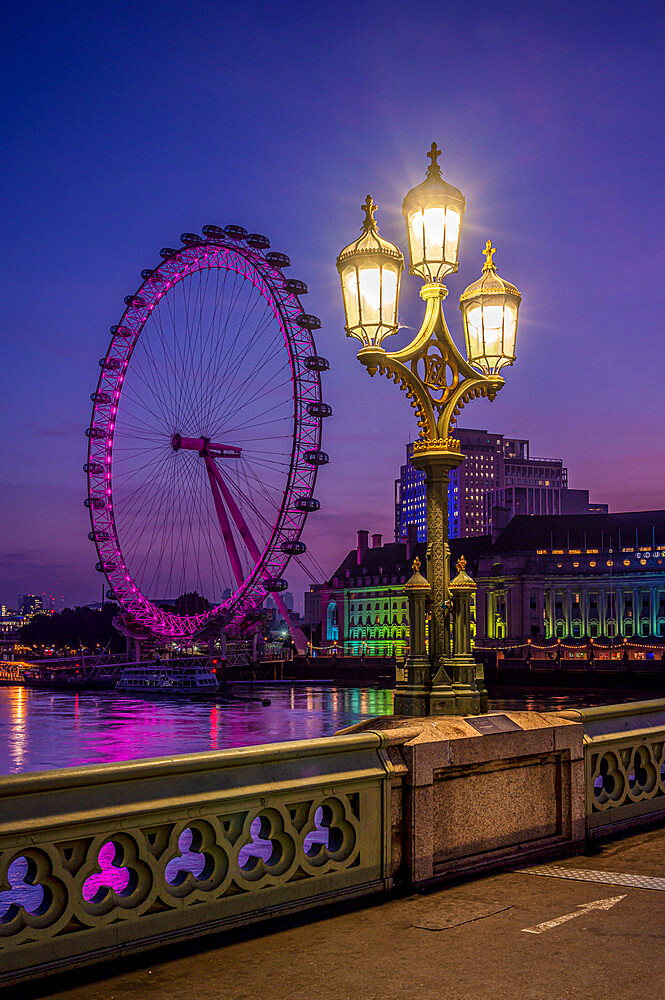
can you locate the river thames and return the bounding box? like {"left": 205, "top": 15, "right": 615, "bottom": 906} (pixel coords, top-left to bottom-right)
{"left": 0, "top": 683, "right": 645, "bottom": 775}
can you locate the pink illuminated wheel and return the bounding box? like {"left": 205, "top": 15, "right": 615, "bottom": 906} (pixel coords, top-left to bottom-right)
{"left": 84, "top": 226, "right": 330, "bottom": 639}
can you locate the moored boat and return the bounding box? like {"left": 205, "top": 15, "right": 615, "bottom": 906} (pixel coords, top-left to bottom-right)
{"left": 116, "top": 662, "right": 219, "bottom": 695}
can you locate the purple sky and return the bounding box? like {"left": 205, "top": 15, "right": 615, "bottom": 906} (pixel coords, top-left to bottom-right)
{"left": 2, "top": 1, "right": 664, "bottom": 611}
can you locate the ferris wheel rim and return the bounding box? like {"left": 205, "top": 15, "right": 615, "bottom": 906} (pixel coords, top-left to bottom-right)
{"left": 85, "top": 233, "right": 325, "bottom": 638}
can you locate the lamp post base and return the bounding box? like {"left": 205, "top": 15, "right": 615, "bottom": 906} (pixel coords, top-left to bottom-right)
{"left": 429, "top": 683, "right": 458, "bottom": 716}
{"left": 394, "top": 654, "right": 431, "bottom": 716}
{"left": 451, "top": 655, "right": 481, "bottom": 715}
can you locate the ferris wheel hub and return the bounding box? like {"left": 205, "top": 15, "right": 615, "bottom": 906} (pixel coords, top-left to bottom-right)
{"left": 171, "top": 434, "right": 242, "bottom": 458}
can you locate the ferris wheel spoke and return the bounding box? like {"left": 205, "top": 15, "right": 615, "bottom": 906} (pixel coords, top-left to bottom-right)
{"left": 214, "top": 374, "right": 293, "bottom": 440}
{"left": 205, "top": 310, "right": 283, "bottom": 429}
{"left": 196, "top": 298, "right": 278, "bottom": 434}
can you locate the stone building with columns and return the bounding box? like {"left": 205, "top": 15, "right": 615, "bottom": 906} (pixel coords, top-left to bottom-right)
{"left": 476, "top": 511, "right": 665, "bottom": 642}
{"left": 315, "top": 511, "right": 665, "bottom": 653}
{"left": 315, "top": 527, "right": 485, "bottom": 656}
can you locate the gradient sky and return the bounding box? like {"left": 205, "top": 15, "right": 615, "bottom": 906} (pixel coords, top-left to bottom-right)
{"left": 1, "top": 1, "right": 664, "bottom": 610}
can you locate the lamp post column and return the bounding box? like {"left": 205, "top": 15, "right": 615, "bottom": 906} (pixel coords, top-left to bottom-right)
{"left": 449, "top": 556, "right": 481, "bottom": 715}
{"left": 411, "top": 445, "right": 463, "bottom": 714}
{"left": 394, "top": 557, "right": 431, "bottom": 716}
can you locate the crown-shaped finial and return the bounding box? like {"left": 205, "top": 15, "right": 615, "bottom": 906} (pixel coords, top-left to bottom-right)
{"left": 412, "top": 556, "right": 421, "bottom": 572}
{"left": 456, "top": 555, "right": 467, "bottom": 573}
{"left": 482, "top": 239, "right": 496, "bottom": 270}
{"left": 361, "top": 194, "right": 378, "bottom": 233}
{"left": 426, "top": 141, "right": 442, "bottom": 178}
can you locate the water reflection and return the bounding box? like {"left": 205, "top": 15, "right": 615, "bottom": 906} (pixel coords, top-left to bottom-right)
{"left": 0, "top": 684, "right": 644, "bottom": 776}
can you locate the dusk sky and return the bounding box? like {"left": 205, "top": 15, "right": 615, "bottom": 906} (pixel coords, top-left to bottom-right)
{"left": 2, "top": 1, "right": 664, "bottom": 611}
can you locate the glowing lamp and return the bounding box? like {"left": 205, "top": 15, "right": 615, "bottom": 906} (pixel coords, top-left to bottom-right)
{"left": 401, "top": 142, "right": 466, "bottom": 283}
{"left": 336, "top": 195, "right": 403, "bottom": 348}
{"left": 459, "top": 240, "right": 521, "bottom": 375}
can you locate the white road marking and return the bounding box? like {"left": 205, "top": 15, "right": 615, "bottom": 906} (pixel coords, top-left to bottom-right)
{"left": 521, "top": 895, "right": 626, "bottom": 935}
{"left": 521, "top": 865, "right": 665, "bottom": 891}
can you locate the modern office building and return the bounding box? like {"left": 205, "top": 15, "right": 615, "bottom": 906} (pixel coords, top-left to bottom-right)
{"left": 395, "top": 428, "right": 606, "bottom": 542}
{"left": 18, "top": 595, "right": 43, "bottom": 617}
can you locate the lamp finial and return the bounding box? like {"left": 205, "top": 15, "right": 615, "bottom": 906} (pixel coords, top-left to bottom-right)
{"left": 482, "top": 240, "right": 496, "bottom": 271}
{"left": 426, "top": 141, "right": 442, "bottom": 178}
{"left": 412, "top": 556, "right": 421, "bottom": 572}
{"left": 361, "top": 194, "right": 378, "bottom": 233}
{"left": 456, "top": 554, "right": 466, "bottom": 573}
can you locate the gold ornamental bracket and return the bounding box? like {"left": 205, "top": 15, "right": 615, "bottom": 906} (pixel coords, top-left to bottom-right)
{"left": 356, "top": 278, "right": 504, "bottom": 444}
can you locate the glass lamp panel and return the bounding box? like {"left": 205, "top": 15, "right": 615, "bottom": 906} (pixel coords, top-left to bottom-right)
{"left": 444, "top": 208, "right": 461, "bottom": 263}
{"left": 408, "top": 208, "right": 425, "bottom": 269}
{"left": 342, "top": 266, "right": 360, "bottom": 329}
{"left": 357, "top": 264, "right": 382, "bottom": 329}
{"left": 423, "top": 207, "right": 445, "bottom": 265}
{"left": 482, "top": 303, "right": 504, "bottom": 363}
{"left": 502, "top": 301, "right": 518, "bottom": 358}
{"left": 465, "top": 303, "right": 483, "bottom": 360}
{"left": 381, "top": 265, "right": 399, "bottom": 327}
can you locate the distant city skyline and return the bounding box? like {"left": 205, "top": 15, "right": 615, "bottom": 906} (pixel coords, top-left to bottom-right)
{"left": 2, "top": 2, "right": 664, "bottom": 607}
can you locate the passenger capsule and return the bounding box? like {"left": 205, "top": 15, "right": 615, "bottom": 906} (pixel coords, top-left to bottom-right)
{"left": 246, "top": 233, "right": 271, "bottom": 249}
{"left": 264, "top": 578, "right": 288, "bottom": 593}
{"left": 95, "top": 561, "right": 116, "bottom": 573}
{"left": 202, "top": 225, "right": 225, "bottom": 239}
{"left": 295, "top": 313, "right": 321, "bottom": 330}
{"left": 99, "top": 357, "right": 121, "bottom": 370}
{"left": 83, "top": 462, "right": 103, "bottom": 474}
{"left": 284, "top": 278, "right": 308, "bottom": 296}
{"left": 90, "top": 392, "right": 111, "bottom": 405}
{"left": 223, "top": 225, "right": 248, "bottom": 240}
{"left": 180, "top": 232, "right": 202, "bottom": 244}
{"left": 84, "top": 497, "right": 107, "bottom": 509}
{"left": 306, "top": 402, "right": 333, "bottom": 418}
{"left": 304, "top": 449, "right": 329, "bottom": 466}
{"left": 281, "top": 540, "right": 307, "bottom": 555}
{"left": 124, "top": 295, "right": 145, "bottom": 308}
{"left": 265, "top": 251, "right": 290, "bottom": 268}
{"left": 294, "top": 497, "right": 320, "bottom": 512}
{"left": 304, "top": 355, "right": 330, "bottom": 372}
{"left": 88, "top": 530, "right": 109, "bottom": 542}
{"left": 85, "top": 427, "right": 106, "bottom": 438}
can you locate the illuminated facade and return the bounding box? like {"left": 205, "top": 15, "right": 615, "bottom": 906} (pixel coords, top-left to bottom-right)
{"left": 317, "top": 529, "right": 483, "bottom": 655}
{"left": 319, "top": 512, "right": 665, "bottom": 654}
{"left": 476, "top": 511, "right": 665, "bottom": 642}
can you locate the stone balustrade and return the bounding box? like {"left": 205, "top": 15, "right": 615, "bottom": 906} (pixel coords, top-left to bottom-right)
{"left": 0, "top": 732, "right": 405, "bottom": 986}
{"left": 561, "top": 699, "right": 665, "bottom": 836}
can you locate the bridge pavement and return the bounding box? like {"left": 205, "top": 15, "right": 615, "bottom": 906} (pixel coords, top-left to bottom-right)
{"left": 16, "top": 824, "right": 665, "bottom": 1000}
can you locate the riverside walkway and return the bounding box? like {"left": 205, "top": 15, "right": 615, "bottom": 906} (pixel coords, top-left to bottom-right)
{"left": 19, "top": 823, "right": 665, "bottom": 1000}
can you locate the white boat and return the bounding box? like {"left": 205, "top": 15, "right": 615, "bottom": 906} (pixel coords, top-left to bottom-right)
{"left": 116, "top": 662, "right": 218, "bottom": 695}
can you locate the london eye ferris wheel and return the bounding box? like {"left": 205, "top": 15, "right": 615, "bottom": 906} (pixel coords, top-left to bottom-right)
{"left": 84, "top": 225, "right": 330, "bottom": 641}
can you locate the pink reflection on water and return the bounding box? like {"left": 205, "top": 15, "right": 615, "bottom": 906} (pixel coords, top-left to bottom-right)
{"left": 82, "top": 841, "right": 129, "bottom": 901}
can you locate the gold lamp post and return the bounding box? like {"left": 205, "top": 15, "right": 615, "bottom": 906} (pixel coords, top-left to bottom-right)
{"left": 336, "top": 142, "right": 522, "bottom": 716}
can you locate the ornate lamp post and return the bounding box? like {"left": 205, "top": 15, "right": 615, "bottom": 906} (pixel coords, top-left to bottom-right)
{"left": 336, "top": 142, "right": 522, "bottom": 716}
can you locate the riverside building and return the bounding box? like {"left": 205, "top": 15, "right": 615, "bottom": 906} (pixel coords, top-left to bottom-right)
{"left": 318, "top": 511, "right": 665, "bottom": 654}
